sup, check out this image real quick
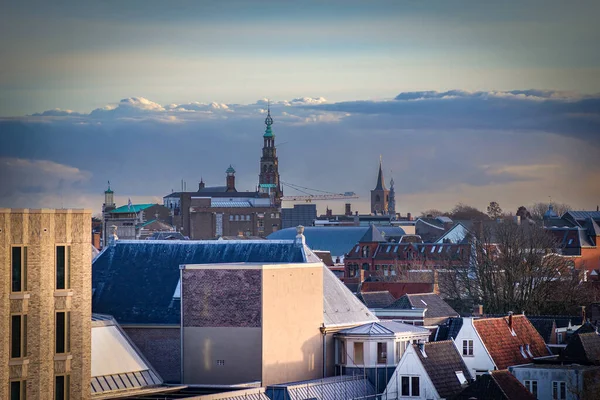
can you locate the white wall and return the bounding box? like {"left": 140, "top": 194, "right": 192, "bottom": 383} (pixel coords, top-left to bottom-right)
{"left": 384, "top": 346, "right": 439, "bottom": 399}
{"left": 510, "top": 365, "right": 581, "bottom": 400}
{"left": 454, "top": 318, "right": 495, "bottom": 378}
{"left": 341, "top": 333, "right": 430, "bottom": 368}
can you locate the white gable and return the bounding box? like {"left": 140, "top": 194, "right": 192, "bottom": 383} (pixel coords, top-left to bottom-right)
{"left": 453, "top": 317, "right": 495, "bottom": 377}
{"left": 384, "top": 345, "right": 440, "bottom": 399}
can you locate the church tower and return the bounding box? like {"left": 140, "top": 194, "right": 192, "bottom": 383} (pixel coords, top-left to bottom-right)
{"left": 388, "top": 176, "right": 396, "bottom": 218}
{"left": 258, "top": 102, "right": 283, "bottom": 206}
{"left": 102, "top": 181, "right": 116, "bottom": 248}
{"left": 370, "top": 158, "right": 390, "bottom": 214}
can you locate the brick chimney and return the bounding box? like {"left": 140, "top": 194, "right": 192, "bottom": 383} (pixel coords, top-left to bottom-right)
{"left": 407, "top": 212, "right": 412, "bottom": 221}
{"left": 345, "top": 203, "right": 352, "bottom": 216}
{"left": 473, "top": 304, "right": 484, "bottom": 316}
{"left": 508, "top": 311, "right": 514, "bottom": 330}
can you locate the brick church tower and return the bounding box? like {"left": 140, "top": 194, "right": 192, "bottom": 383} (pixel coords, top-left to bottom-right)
{"left": 370, "top": 158, "right": 389, "bottom": 214}
{"left": 258, "top": 102, "right": 283, "bottom": 206}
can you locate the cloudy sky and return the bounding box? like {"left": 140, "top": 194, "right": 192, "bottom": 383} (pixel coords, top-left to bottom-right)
{"left": 1, "top": 1, "right": 599, "bottom": 216}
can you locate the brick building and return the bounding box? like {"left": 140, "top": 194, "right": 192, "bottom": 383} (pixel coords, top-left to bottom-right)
{"left": 1, "top": 208, "right": 92, "bottom": 400}
{"left": 162, "top": 109, "right": 283, "bottom": 239}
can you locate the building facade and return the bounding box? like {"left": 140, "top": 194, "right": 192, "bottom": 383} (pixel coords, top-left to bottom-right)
{"left": 1, "top": 208, "right": 92, "bottom": 400}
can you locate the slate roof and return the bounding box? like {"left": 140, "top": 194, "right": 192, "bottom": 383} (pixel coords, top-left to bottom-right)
{"left": 565, "top": 211, "right": 600, "bottom": 222}
{"left": 473, "top": 315, "right": 551, "bottom": 370}
{"left": 357, "top": 291, "right": 395, "bottom": 308}
{"left": 93, "top": 240, "right": 377, "bottom": 328}
{"left": 528, "top": 318, "right": 556, "bottom": 343}
{"left": 359, "top": 225, "right": 386, "bottom": 243}
{"left": 336, "top": 321, "right": 430, "bottom": 336}
{"left": 561, "top": 332, "right": 600, "bottom": 365}
{"left": 92, "top": 240, "right": 306, "bottom": 324}
{"left": 267, "top": 226, "right": 405, "bottom": 257}
{"left": 454, "top": 370, "right": 536, "bottom": 400}
{"left": 386, "top": 293, "right": 459, "bottom": 320}
{"left": 434, "top": 317, "right": 464, "bottom": 341}
{"left": 110, "top": 204, "right": 156, "bottom": 214}
{"left": 413, "top": 341, "right": 471, "bottom": 399}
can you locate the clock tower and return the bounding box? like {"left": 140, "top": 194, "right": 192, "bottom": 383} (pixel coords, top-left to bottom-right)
{"left": 258, "top": 102, "right": 283, "bottom": 206}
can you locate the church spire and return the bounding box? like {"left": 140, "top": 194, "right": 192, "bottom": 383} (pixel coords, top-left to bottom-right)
{"left": 264, "top": 100, "right": 274, "bottom": 138}
{"left": 374, "top": 156, "right": 387, "bottom": 190}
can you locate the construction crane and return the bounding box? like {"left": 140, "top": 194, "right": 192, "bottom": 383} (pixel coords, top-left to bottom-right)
{"left": 280, "top": 181, "right": 359, "bottom": 203}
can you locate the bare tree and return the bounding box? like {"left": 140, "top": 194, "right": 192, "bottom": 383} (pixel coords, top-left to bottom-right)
{"left": 449, "top": 203, "right": 489, "bottom": 220}
{"left": 439, "top": 221, "right": 581, "bottom": 314}
{"left": 419, "top": 209, "right": 446, "bottom": 218}
{"left": 529, "top": 202, "right": 572, "bottom": 220}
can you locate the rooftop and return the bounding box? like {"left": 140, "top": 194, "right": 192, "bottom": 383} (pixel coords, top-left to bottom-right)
{"left": 110, "top": 203, "right": 156, "bottom": 214}
{"left": 385, "top": 293, "right": 459, "bottom": 320}
{"left": 336, "top": 320, "right": 430, "bottom": 336}
{"left": 454, "top": 370, "right": 536, "bottom": 400}
{"left": 414, "top": 341, "right": 471, "bottom": 399}
{"left": 357, "top": 290, "right": 395, "bottom": 308}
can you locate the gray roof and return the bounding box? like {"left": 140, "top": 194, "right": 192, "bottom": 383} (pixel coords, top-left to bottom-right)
{"left": 386, "top": 293, "right": 459, "bottom": 319}
{"left": 269, "top": 375, "right": 376, "bottom": 400}
{"left": 93, "top": 239, "right": 375, "bottom": 328}
{"left": 323, "top": 266, "right": 378, "bottom": 328}
{"left": 565, "top": 211, "right": 600, "bottom": 222}
{"left": 359, "top": 225, "right": 387, "bottom": 243}
{"left": 336, "top": 321, "right": 430, "bottom": 336}
{"left": 92, "top": 240, "right": 307, "bottom": 324}
{"left": 414, "top": 341, "right": 472, "bottom": 398}
{"left": 187, "top": 388, "right": 270, "bottom": 400}
{"left": 434, "top": 317, "right": 464, "bottom": 341}
{"left": 357, "top": 291, "right": 395, "bottom": 308}
{"left": 267, "top": 226, "right": 405, "bottom": 257}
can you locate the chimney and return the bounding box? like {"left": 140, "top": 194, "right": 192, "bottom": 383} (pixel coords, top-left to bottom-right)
{"left": 508, "top": 311, "right": 514, "bottom": 330}
{"left": 581, "top": 306, "right": 587, "bottom": 323}
{"left": 473, "top": 304, "right": 484, "bottom": 316}
{"left": 294, "top": 225, "right": 306, "bottom": 247}
{"left": 407, "top": 212, "right": 412, "bottom": 221}
{"left": 345, "top": 203, "right": 352, "bottom": 216}
{"left": 433, "top": 270, "right": 439, "bottom": 294}
{"left": 514, "top": 215, "right": 521, "bottom": 225}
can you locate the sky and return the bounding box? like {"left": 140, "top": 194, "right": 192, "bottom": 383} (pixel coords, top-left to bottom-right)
{"left": 1, "top": 1, "right": 599, "bottom": 216}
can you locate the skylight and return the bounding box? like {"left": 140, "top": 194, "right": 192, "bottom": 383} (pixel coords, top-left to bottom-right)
{"left": 386, "top": 245, "right": 391, "bottom": 253}
{"left": 455, "top": 371, "right": 467, "bottom": 385}
{"left": 431, "top": 246, "right": 436, "bottom": 253}
{"left": 393, "top": 246, "right": 398, "bottom": 252}
{"left": 438, "top": 246, "right": 443, "bottom": 253}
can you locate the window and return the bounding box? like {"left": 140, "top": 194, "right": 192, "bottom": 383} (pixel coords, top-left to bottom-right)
{"left": 362, "top": 263, "right": 370, "bottom": 271}
{"left": 11, "top": 315, "right": 27, "bottom": 359}
{"left": 431, "top": 246, "right": 436, "bottom": 253}
{"left": 10, "top": 380, "right": 26, "bottom": 400}
{"left": 377, "top": 342, "right": 387, "bottom": 364}
{"left": 56, "top": 246, "right": 70, "bottom": 290}
{"left": 11, "top": 246, "right": 27, "bottom": 292}
{"left": 386, "top": 245, "right": 391, "bottom": 253}
{"left": 557, "top": 332, "right": 563, "bottom": 343}
{"left": 55, "top": 312, "right": 71, "bottom": 354}
{"left": 438, "top": 246, "right": 443, "bottom": 253}
{"left": 55, "top": 375, "right": 70, "bottom": 400}
{"left": 229, "top": 215, "right": 233, "bottom": 221}
{"left": 383, "top": 265, "right": 389, "bottom": 276}
{"left": 401, "top": 376, "right": 420, "bottom": 396}
{"left": 524, "top": 380, "right": 538, "bottom": 397}
{"left": 552, "top": 381, "right": 566, "bottom": 399}
{"left": 235, "top": 215, "right": 240, "bottom": 221}
{"left": 348, "top": 265, "right": 357, "bottom": 278}
{"left": 339, "top": 340, "right": 346, "bottom": 364}
{"left": 216, "top": 360, "right": 225, "bottom": 366}
{"left": 462, "top": 339, "right": 474, "bottom": 356}
{"left": 396, "top": 341, "right": 407, "bottom": 362}
{"left": 353, "top": 342, "right": 364, "bottom": 365}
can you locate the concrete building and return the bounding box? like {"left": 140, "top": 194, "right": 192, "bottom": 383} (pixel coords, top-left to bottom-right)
{"left": 91, "top": 228, "right": 377, "bottom": 384}
{"left": 1, "top": 208, "right": 92, "bottom": 400}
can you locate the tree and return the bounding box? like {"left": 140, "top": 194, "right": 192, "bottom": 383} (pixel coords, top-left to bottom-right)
{"left": 487, "top": 201, "right": 503, "bottom": 220}
{"left": 448, "top": 203, "right": 489, "bottom": 220}
{"left": 529, "top": 202, "right": 572, "bottom": 220}
{"left": 439, "top": 221, "right": 580, "bottom": 314}
{"left": 419, "top": 209, "right": 445, "bottom": 218}
{"left": 516, "top": 206, "right": 532, "bottom": 220}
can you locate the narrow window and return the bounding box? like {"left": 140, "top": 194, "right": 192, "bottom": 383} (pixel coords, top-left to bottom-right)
{"left": 525, "top": 380, "right": 538, "bottom": 397}
{"left": 354, "top": 342, "right": 364, "bottom": 365}
{"left": 55, "top": 375, "right": 70, "bottom": 400}
{"left": 55, "top": 312, "right": 70, "bottom": 354}
{"left": 411, "top": 377, "right": 420, "bottom": 396}
{"left": 11, "top": 315, "right": 26, "bottom": 359}
{"left": 462, "top": 339, "right": 473, "bottom": 356}
{"left": 12, "top": 246, "right": 27, "bottom": 292}
{"left": 377, "top": 342, "right": 387, "bottom": 364}
{"left": 340, "top": 340, "right": 346, "bottom": 364}
{"left": 10, "top": 380, "right": 26, "bottom": 400}
{"left": 56, "top": 246, "right": 70, "bottom": 290}
{"left": 401, "top": 376, "right": 410, "bottom": 396}
{"left": 552, "top": 381, "right": 566, "bottom": 400}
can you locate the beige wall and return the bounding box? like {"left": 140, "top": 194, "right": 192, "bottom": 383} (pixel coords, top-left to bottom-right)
{"left": 261, "top": 265, "right": 324, "bottom": 386}
{"left": 0, "top": 209, "right": 92, "bottom": 400}
{"left": 183, "top": 327, "right": 261, "bottom": 384}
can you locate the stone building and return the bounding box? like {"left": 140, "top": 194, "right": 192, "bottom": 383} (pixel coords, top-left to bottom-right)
{"left": 1, "top": 208, "right": 92, "bottom": 400}
{"left": 163, "top": 110, "right": 283, "bottom": 239}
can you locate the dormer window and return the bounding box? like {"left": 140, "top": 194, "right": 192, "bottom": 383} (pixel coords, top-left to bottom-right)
{"left": 431, "top": 246, "right": 436, "bottom": 253}
{"left": 525, "top": 344, "right": 533, "bottom": 357}
{"left": 520, "top": 345, "right": 527, "bottom": 358}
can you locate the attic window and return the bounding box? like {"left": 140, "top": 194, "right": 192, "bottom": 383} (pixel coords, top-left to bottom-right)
{"left": 431, "top": 246, "right": 436, "bottom": 253}
{"left": 525, "top": 344, "right": 533, "bottom": 357}
{"left": 386, "top": 246, "right": 391, "bottom": 253}
{"left": 355, "top": 246, "right": 360, "bottom": 253}
{"left": 421, "top": 247, "right": 425, "bottom": 253}
{"left": 393, "top": 246, "right": 398, "bottom": 252}
{"left": 519, "top": 345, "right": 527, "bottom": 358}
{"left": 455, "top": 371, "right": 467, "bottom": 385}
{"left": 568, "top": 239, "right": 573, "bottom": 245}
{"left": 438, "top": 246, "right": 443, "bottom": 253}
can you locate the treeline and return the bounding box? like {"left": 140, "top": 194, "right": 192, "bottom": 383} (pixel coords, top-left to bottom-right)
{"left": 420, "top": 201, "right": 572, "bottom": 221}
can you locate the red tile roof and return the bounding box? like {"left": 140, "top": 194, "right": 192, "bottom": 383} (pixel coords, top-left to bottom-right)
{"left": 491, "top": 370, "right": 536, "bottom": 400}
{"left": 360, "top": 281, "right": 433, "bottom": 298}
{"left": 473, "top": 315, "right": 551, "bottom": 369}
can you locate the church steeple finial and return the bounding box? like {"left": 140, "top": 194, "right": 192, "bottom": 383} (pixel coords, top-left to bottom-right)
{"left": 264, "top": 100, "right": 274, "bottom": 138}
